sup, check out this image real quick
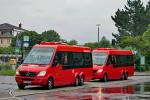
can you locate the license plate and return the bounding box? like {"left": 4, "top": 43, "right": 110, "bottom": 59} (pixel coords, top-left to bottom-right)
{"left": 24, "top": 81, "right": 31, "bottom": 84}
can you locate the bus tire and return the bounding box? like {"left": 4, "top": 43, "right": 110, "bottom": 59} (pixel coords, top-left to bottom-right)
{"left": 79, "top": 75, "right": 84, "bottom": 86}
{"left": 121, "top": 73, "right": 125, "bottom": 80}
{"left": 18, "top": 84, "right": 25, "bottom": 90}
{"left": 75, "top": 76, "right": 80, "bottom": 86}
{"left": 47, "top": 77, "right": 53, "bottom": 90}
{"left": 125, "top": 72, "right": 128, "bottom": 80}
{"left": 103, "top": 74, "right": 108, "bottom": 82}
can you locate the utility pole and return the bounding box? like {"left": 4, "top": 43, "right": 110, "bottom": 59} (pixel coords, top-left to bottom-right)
{"left": 96, "top": 24, "right": 100, "bottom": 43}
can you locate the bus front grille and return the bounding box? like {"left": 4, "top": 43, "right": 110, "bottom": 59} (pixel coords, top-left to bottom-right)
{"left": 20, "top": 71, "right": 37, "bottom": 77}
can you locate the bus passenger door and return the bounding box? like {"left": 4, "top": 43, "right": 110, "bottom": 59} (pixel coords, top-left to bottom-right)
{"left": 51, "top": 52, "right": 63, "bottom": 86}
{"left": 60, "top": 52, "right": 74, "bottom": 85}
{"left": 111, "top": 55, "right": 120, "bottom": 79}
{"left": 106, "top": 55, "right": 116, "bottom": 80}
{"left": 53, "top": 64, "right": 62, "bottom": 86}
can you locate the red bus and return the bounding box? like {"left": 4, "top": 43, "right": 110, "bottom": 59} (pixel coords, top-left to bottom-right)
{"left": 92, "top": 48, "right": 134, "bottom": 82}
{"left": 15, "top": 42, "right": 93, "bottom": 89}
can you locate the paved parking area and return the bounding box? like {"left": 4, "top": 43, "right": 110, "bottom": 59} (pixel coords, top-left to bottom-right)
{"left": 0, "top": 73, "right": 150, "bottom": 100}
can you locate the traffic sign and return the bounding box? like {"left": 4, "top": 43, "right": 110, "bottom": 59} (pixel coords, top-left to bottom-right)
{"left": 23, "top": 36, "right": 29, "bottom": 47}
{"left": 23, "top": 42, "right": 29, "bottom": 47}
{"left": 16, "top": 39, "right": 21, "bottom": 47}
{"left": 140, "top": 56, "right": 145, "bottom": 65}
{"left": 24, "top": 36, "right": 29, "bottom": 42}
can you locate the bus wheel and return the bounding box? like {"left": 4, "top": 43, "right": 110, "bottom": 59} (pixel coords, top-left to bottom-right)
{"left": 125, "top": 73, "right": 128, "bottom": 80}
{"left": 79, "top": 76, "right": 84, "bottom": 86}
{"left": 18, "top": 84, "right": 25, "bottom": 90}
{"left": 47, "top": 78, "right": 53, "bottom": 90}
{"left": 103, "top": 74, "right": 108, "bottom": 82}
{"left": 121, "top": 73, "right": 125, "bottom": 80}
{"left": 75, "top": 76, "right": 80, "bottom": 86}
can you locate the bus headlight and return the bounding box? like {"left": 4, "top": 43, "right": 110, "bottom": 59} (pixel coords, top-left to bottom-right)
{"left": 16, "top": 70, "right": 19, "bottom": 75}
{"left": 97, "top": 69, "right": 103, "bottom": 73}
{"left": 37, "top": 71, "right": 46, "bottom": 76}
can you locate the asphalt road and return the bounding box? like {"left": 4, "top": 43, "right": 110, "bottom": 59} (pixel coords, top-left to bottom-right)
{"left": 0, "top": 75, "right": 150, "bottom": 100}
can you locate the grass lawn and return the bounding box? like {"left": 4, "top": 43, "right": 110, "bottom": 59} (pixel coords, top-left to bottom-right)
{"left": 0, "top": 69, "right": 16, "bottom": 76}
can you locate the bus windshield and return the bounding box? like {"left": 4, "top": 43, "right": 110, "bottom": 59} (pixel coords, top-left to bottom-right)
{"left": 92, "top": 52, "right": 108, "bottom": 65}
{"left": 23, "top": 47, "right": 54, "bottom": 65}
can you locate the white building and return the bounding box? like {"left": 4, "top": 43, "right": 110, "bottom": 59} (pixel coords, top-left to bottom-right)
{"left": 0, "top": 23, "right": 27, "bottom": 47}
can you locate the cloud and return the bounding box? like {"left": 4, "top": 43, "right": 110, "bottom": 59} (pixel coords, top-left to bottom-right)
{"left": 0, "top": 0, "right": 149, "bottom": 44}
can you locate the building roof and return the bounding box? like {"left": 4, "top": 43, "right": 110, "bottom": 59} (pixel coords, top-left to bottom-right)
{"left": 0, "top": 23, "right": 27, "bottom": 31}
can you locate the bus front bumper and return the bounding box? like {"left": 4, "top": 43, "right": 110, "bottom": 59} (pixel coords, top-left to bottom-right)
{"left": 15, "top": 76, "right": 48, "bottom": 85}
{"left": 92, "top": 71, "right": 104, "bottom": 79}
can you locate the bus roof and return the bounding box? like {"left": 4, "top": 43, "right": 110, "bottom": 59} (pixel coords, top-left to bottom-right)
{"left": 93, "top": 48, "right": 133, "bottom": 55}
{"left": 34, "top": 41, "right": 91, "bottom": 53}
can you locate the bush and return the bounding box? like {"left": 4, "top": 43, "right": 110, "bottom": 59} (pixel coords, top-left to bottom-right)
{"left": 135, "top": 65, "right": 150, "bottom": 72}
{"left": 0, "top": 64, "right": 12, "bottom": 70}
{"left": 0, "top": 70, "right": 16, "bottom": 76}
{"left": 0, "top": 47, "right": 15, "bottom": 54}
{"left": 145, "top": 65, "right": 150, "bottom": 71}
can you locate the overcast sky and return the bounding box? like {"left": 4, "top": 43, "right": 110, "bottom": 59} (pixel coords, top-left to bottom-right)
{"left": 0, "top": 0, "right": 149, "bottom": 44}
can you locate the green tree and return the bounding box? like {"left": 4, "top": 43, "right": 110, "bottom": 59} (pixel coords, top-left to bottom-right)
{"left": 84, "top": 42, "right": 97, "bottom": 49}
{"left": 41, "top": 30, "right": 61, "bottom": 42}
{"left": 120, "top": 24, "right": 150, "bottom": 56}
{"left": 142, "top": 24, "right": 150, "bottom": 56}
{"left": 0, "top": 47, "right": 15, "bottom": 54}
{"left": 67, "top": 40, "right": 78, "bottom": 45}
{"left": 112, "top": 0, "right": 150, "bottom": 43}
{"left": 98, "top": 36, "right": 111, "bottom": 48}
{"left": 119, "top": 36, "right": 144, "bottom": 51}
{"left": 84, "top": 36, "right": 111, "bottom": 49}
{"left": 11, "top": 31, "right": 41, "bottom": 48}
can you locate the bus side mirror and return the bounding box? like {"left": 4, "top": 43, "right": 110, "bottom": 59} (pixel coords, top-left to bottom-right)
{"left": 106, "top": 61, "right": 111, "bottom": 66}
{"left": 52, "top": 60, "right": 61, "bottom": 67}
{"left": 52, "top": 61, "right": 58, "bottom": 67}
{"left": 106, "top": 56, "right": 112, "bottom": 66}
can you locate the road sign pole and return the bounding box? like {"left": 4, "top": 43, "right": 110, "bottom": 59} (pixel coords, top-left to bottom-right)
{"left": 21, "top": 40, "right": 24, "bottom": 63}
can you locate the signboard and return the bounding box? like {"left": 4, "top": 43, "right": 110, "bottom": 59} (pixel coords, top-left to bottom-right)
{"left": 23, "top": 42, "right": 29, "bottom": 47}
{"left": 140, "top": 56, "right": 145, "bottom": 65}
{"left": 10, "top": 59, "right": 17, "bottom": 65}
{"left": 16, "top": 39, "right": 21, "bottom": 47}
{"left": 24, "top": 36, "right": 29, "bottom": 42}
{"left": 23, "top": 36, "right": 29, "bottom": 47}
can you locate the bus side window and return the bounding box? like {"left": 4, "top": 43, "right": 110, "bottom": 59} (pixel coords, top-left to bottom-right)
{"left": 61, "top": 52, "right": 73, "bottom": 70}
{"left": 52, "top": 52, "right": 62, "bottom": 67}
{"left": 106, "top": 55, "right": 112, "bottom": 66}
{"left": 83, "top": 53, "right": 92, "bottom": 67}
{"left": 73, "top": 53, "right": 84, "bottom": 68}
{"left": 111, "top": 55, "right": 117, "bottom": 67}
{"left": 61, "top": 53, "right": 68, "bottom": 67}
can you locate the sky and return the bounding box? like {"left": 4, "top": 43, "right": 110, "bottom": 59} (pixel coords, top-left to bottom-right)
{"left": 0, "top": 0, "right": 149, "bottom": 44}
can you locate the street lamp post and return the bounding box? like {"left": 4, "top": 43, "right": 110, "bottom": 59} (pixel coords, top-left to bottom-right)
{"left": 96, "top": 24, "right": 100, "bottom": 43}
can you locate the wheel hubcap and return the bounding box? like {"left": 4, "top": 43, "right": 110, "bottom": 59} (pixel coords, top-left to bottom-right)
{"left": 76, "top": 78, "right": 79, "bottom": 85}
{"left": 122, "top": 74, "right": 124, "bottom": 79}
{"left": 81, "top": 77, "right": 84, "bottom": 84}
{"left": 104, "top": 75, "right": 107, "bottom": 82}
{"left": 48, "top": 80, "right": 52, "bottom": 88}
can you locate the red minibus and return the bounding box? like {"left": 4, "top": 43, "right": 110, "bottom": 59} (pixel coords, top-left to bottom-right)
{"left": 15, "top": 42, "right": 92, "bottom": 89}
{"left": 92, "top": 48, "right": 134, "bottom": 82}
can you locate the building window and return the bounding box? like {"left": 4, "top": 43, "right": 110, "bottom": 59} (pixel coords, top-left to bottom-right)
{"left": 0, "top": 39, "right": 3, "bottom": 44}
{"left": 7, "top": 39, "right": 10, "bottom": 44}
{"left": 4, "top": 32, "right": 11, "bottom": 36}
{"left": 1, "top": 32, "right": 4, "bottom": 35}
